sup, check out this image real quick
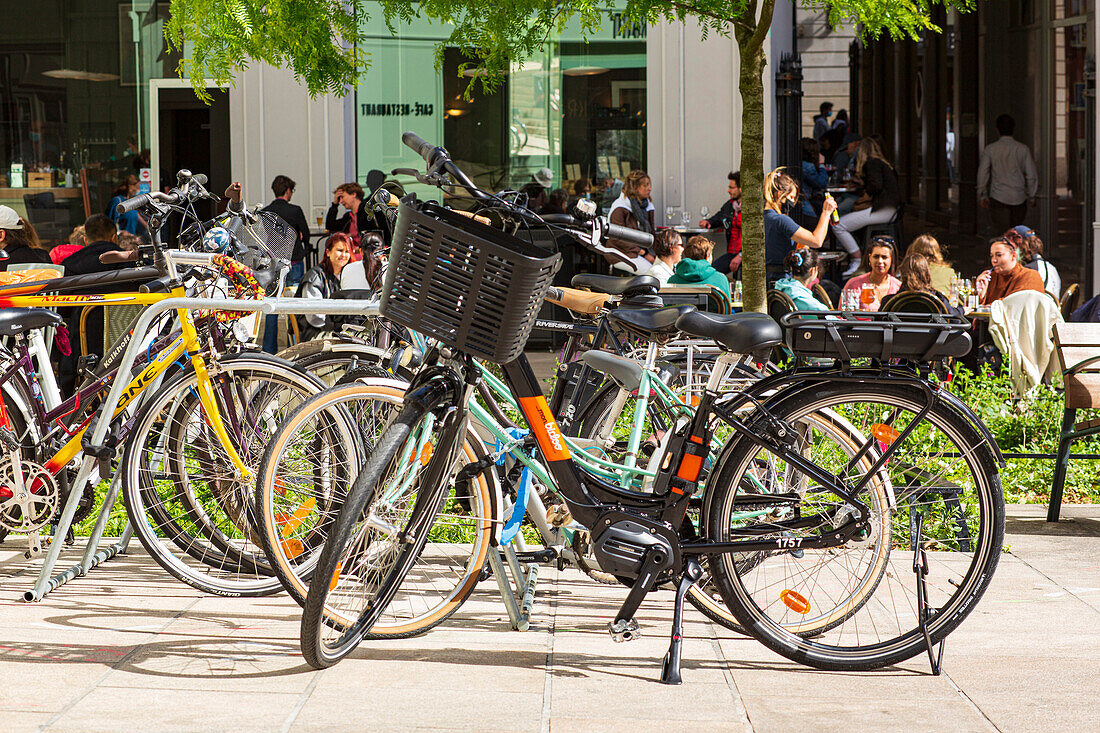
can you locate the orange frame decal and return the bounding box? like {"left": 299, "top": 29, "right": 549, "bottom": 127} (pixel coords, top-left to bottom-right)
{"left": 517, "top": 395, "right": 571, "bottom": 462}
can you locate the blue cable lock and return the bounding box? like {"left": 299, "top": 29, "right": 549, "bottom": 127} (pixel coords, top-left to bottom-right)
{"left": 495, "top": 427, "right": 531, "bottom": 546}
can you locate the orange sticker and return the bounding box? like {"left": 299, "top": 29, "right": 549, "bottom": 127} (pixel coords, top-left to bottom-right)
{"left": 517, "top": 395, "right": 571, "bottom": 462}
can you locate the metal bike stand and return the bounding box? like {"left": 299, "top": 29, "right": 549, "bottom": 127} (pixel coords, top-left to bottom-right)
{"left": 25, "top": 297, "right": 381, "bottom": 602}
{"left": 487, "top": 493, "right": 544, "bottom": 632}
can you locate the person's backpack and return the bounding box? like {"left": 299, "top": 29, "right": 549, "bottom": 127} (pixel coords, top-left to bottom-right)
{"left": 1070, "top": 293, "right": 1100, "bottom": 323}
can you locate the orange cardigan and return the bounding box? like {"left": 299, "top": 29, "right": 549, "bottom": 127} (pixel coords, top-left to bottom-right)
{"left": 980, "top": 263, "right": 1045, "bottom": 305}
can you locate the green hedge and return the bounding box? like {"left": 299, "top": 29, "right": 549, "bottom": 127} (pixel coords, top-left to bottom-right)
{"left": 947, "top": 367, "right": 1100, "bottom": 504}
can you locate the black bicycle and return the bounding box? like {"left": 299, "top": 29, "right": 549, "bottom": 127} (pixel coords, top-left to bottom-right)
{"left": 299, "top": 132, "right": 1005, "bottom": 682}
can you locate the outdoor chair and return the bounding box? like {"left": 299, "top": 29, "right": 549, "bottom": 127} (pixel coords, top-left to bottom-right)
{"left": 810, "top": 282, "right": 833, "bottom": 308}
{"left": 880, "top": 290, "right": 949, "bottom": 315}
{"left": 1047, "top": 322, "right": 1100, "bottom": 522}
{"left": 1060, "top": 283, "right": 1080, "bottom": 322}
{"left": 864, "top": 201, "right": 905, "bottom": 247}
{"left": 659, "top": 284, "right": 732, "bottom": 314}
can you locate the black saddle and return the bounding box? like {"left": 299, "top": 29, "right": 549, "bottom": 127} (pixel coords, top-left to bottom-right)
{"left": 0, "top": 308, "right": 64, "bottom": 338}
{"left": 571, "top": 273, "right": 660, "bottom": 297}
{"left": 675, "top": 310, "right": 782, "bottom": 357}
{"left": 608, "top": 305, "right": 695, "bottom": 340}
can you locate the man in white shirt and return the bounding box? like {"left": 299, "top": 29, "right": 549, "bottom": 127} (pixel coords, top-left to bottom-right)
{"left": 977, "top": 114, "right": 1039, "bottom": 233}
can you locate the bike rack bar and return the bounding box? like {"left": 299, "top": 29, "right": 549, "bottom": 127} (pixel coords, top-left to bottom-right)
{"left": 25, "top": 297, "right": 381, "bottom": 601}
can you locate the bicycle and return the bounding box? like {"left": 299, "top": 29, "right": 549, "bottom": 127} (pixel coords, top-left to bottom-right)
{"left": 298, "top": 133, "right": 1004, "bottom": 682}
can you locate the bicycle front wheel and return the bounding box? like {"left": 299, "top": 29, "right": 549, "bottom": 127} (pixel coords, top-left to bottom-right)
{"left": 300, "top": 398, "right": 484, "bottom": 668}
{"left": 256, "top": 380, "right": 493, "bottom": 636}
{"left": 704, "top": 380, "right": 1004, "bottom": 670}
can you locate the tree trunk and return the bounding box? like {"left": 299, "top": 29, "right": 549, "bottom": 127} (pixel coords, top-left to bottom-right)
{"left": 737, "top": 42, "right": 767, "bottom": 313}
{"left": 734, "top": 0, "right": 775, "bottom": 315}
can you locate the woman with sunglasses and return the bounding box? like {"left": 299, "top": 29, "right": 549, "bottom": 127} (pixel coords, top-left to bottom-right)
{"left": 840, "top": 235, "right": 901, "bottom": 311}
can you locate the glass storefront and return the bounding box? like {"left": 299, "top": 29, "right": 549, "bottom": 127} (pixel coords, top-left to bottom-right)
{"left": 0, "top": 1, "right": 177, "bottom": 245}
{"left": 355, "top": 4, "right": 646, "bottom": 206}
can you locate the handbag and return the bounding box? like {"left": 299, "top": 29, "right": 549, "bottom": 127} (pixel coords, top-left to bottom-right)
{"left": 852, "top": 193, "right": 873, "bottom": 212}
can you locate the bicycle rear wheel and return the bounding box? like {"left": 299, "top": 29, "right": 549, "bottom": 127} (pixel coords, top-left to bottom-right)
{"left": 300, "top": 398, "right": 478, "bottom": 668}
{"left": 256, "top": 380, "right": 493, "bottom": 637}
{"left": 122, "top": 354, "right": 322, "bottom": 596}
{"left": 705, "top": 380, "right": 1004, "bottom": 670}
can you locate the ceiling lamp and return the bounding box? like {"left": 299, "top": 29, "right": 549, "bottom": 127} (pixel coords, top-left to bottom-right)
{"left": 43, "top": 69, "right": 120, "bottom": 82}
{"left": 563, "top": 66, "right": 609, "bottom": 77}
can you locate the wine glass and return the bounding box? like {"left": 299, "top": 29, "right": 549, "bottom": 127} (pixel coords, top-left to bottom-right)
{"left": 665, "top": 205, "right": 675, "bottom": 226}
{"left": 700, "top": 204, "right": 709, "bottom": 224}
{"left": 681, "top": 209, "right": 691, "bottom": 228}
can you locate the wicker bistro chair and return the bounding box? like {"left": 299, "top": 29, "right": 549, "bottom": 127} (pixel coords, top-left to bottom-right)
{"left": 880, "top": 290, "right": 949, "bottom": 315}
{"left": 1059, "top": 283, "right": 1080, "bottom": 322}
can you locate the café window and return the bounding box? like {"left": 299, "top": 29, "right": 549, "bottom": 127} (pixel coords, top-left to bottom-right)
{"left": 0, "top": 1, "right": 176, "bottom": 247}
{"left": 354, "top": 5, "right": 646, "bottom": 208}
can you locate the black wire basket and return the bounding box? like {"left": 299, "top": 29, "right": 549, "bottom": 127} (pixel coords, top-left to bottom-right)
{"left": 380, "top": 199, "right": 562, "bottom": 364}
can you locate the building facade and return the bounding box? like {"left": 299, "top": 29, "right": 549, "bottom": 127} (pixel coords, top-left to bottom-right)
{"left": 1, "top": 1, "right": 785, "bottom": 247}
{"left": 853, "top": 0, "right": 1097, "bottom": 296}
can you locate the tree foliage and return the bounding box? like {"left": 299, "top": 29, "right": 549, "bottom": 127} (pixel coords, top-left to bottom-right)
{"left": 168, "top": 0, "right": 974, "bottom": 310}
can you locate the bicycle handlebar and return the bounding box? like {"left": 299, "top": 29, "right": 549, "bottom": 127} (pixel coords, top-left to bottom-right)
{"left": 540, "top": 214, "right": 654, "bottom": 247}
{"left": 402, "top": 131, "right": 437, "bottom": 163}
{"left": 116, "top": 189, "right": 185, "bottom": 215}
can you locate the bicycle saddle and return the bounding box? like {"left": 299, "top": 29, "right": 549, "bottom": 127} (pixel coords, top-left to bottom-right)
{"left": 675, "top": 310, "right": 781, "bottom": 357}
{"left": 571, "top": 273, "right": 660, "bottom": 297}
{"left": 607, "top": 305, "right": 695, "bottom": 340}
{"left": 0, "top": 307, "right": 64, "bottom": 338}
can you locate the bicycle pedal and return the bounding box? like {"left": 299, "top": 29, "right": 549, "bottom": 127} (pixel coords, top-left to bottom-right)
{"left": 608, "top": 618, "right": 640, "bottom": 642}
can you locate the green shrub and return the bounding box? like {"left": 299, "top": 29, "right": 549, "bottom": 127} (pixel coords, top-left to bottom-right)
{"left": 946, "top": 366, "right": 1100, "bottom": 504}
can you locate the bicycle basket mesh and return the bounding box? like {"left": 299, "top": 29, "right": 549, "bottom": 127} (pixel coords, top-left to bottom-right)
{"left": 237, "top": 210, "right": 295, "bottom": 296}
{"left": 381, "top": 200, "right": 561, "bottom": 364}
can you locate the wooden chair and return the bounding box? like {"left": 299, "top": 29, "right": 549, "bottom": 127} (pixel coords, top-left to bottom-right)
{"left": 1048, "top": 323, "right": 1100, "bottom": 521}
{"left": 1059, "top": 283, "right": 1080, "bottom": 322}
{"left": 880, "top": 290, "right": 949, "bottom": 315}
{"left": 810, "top": 282, "right": 833, "bottom": 309}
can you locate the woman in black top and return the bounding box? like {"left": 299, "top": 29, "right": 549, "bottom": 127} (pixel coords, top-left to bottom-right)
{"left": 0, "top": 207, "right": 53, "bottom": 270}
{"left": 296, "top": 233, "right": 351, "bottom": 340}
{"left": 833, "top": 138, "right": 901, "bottom": 277}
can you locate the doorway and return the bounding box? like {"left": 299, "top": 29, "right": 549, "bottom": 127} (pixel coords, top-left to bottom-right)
{"left": 149, "top": 82, "right": 230, "bottom": 218}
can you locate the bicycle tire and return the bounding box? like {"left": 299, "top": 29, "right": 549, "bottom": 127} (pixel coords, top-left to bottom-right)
{"left": 301, "top": 397, "right": 473, "bottom": 667}
{"left": 256, "top": 380, "right": 493, "bottom": 639}
{"left": 704, "top": 380, "right": 1004, "bottom": 670}
{"left": 121, "top": 353, "right": 323, "bottom": 596}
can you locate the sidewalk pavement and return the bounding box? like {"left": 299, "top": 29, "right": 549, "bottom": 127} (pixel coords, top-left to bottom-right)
{"left": 1, "top": 503, "right": 1098, "bottom": 732}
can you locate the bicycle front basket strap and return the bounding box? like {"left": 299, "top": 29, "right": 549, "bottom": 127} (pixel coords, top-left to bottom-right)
{"left": 380, "top": 200, "right": 561, "bottom": 364}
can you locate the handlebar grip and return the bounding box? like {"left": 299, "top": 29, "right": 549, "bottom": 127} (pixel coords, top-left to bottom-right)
{"left": 117, "top": 193, "right": 151, "bottom": 215}
{"left": 402, "top": 131, "right": 435, "bottom": 161}
{"left": 193, "top": 173, "right": 208, "bottom": 186}
{"left": 606, "top": 223, "right": 654, "bottom": 247}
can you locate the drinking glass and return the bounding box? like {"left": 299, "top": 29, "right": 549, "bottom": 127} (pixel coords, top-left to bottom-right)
{"left": 859, "top": 283, "right": 875, "bottom": 308}
{"left": 700, "top": 204, "right": 709, "bottom": 222}
{"left": 681, "top": 209, "right": 691, "bottom": 228}
{"left": 665, "top": 205, "right": 675, "bottom": 226}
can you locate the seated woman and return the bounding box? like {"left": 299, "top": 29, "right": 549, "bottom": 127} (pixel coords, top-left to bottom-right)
{"left": 977, "top": 236, "right": 1045, "bottom": 305}
{"left": 296, "top": 233, "right": 352, "bottom": 340}
{"left": 646, "top": 229, "right": 683, "bottom": 286}
{"left": 606, "top": 169, "right": 656, "bottom": 273}
{"left": 842, "top": 235, "right": 901, "bottom": 311}
{"left": 668, "top": 235, "right": 730, "bottom": 297}
{"left": 1018, "top": 232, "right": 1061, "bottom": 299}
{"left": 833, "top": 138, "right": 900, "bottom": 276}
{"left": 896, "top": 253, "right": 962, "bottom": 315}
{"left": 763, "top": 168, "right": 836, "bottom": 283}
{"left": 905, "top": 234, "right": 956, "bottom": 295}
{"left": 774, "top": 248, "right": 828, "bottom": 312}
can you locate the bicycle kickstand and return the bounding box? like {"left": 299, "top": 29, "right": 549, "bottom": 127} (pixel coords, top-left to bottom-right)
{"left": 660, "top": 558, "right": 704, "bottom": 685}
{"left": 913, "top": 514, "right": 945, "bottom": 676}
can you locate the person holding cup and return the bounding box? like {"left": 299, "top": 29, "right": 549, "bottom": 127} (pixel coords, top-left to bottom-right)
{"left": 841, "top": 235, "right": 901, "bottom": 311}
